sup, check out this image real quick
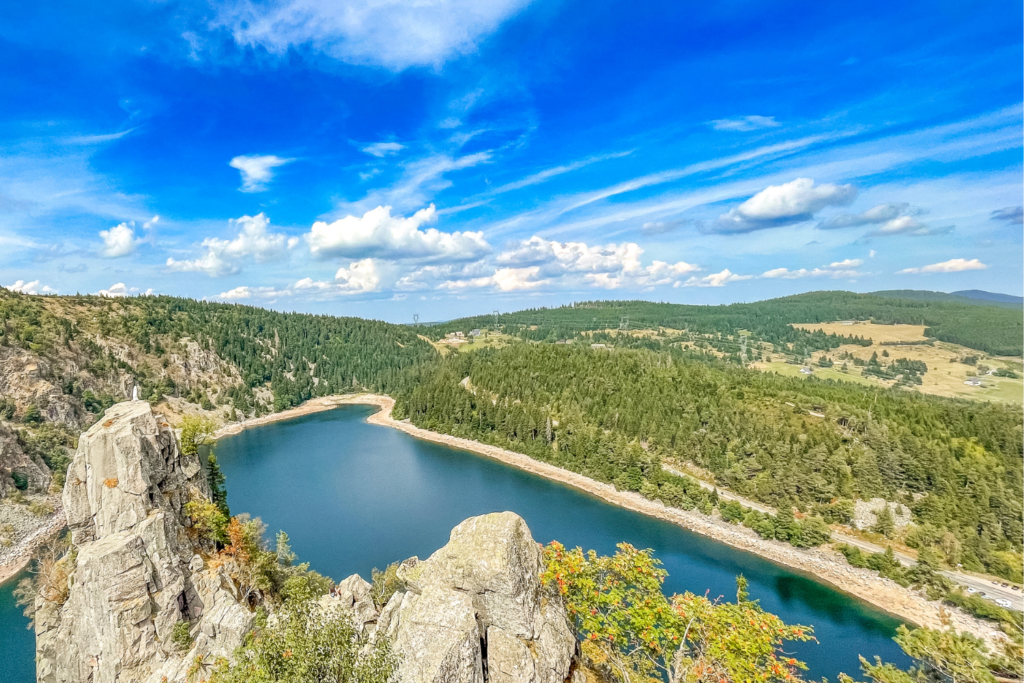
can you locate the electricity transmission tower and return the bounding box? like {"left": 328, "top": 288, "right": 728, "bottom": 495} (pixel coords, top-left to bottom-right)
{"left": 413, "top": 314, "right": 419, "bottom": 325}
{"left": 493, "top": 310, "right": 499, "bottom": 328}
{"left": 619, "top": 316, "right": 629, "bottom": 331}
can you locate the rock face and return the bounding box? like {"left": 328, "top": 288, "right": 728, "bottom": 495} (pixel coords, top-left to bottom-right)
{"left": 374, "top": 512, "right": 578, "bottom": 683}
{"left": 35, "top": 401, "right": 252, "bottom": 683}
{"left": 0, "top": 421, "right": 51, "bottom": 497}
{"left": 853, "top": 497, "right": 913, "bottom": 531}
{"left": 36, "top": 403, "right": 576, "bottom": 683}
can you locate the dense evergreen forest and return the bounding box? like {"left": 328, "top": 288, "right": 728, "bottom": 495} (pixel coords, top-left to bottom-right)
{"left": 425, "top": 291, "right": 1024, "bottom": 356}
{"left": 0, "top": 291, "right": 435, "bottom": 413}
{"left": 3, "top": 287, "right": 1021, "bottom": 585}
{"left": 394, "top": 344, "right": 1023, "bottom": 581}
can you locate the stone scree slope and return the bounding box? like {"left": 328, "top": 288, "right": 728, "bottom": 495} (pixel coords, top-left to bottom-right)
{"left": 35, "top": 400, "right": 253, "bottom": 683}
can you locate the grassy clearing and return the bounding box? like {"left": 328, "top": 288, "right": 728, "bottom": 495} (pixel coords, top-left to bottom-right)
{"left": 787, "top": 322, "right": 1022, "bottom": 404}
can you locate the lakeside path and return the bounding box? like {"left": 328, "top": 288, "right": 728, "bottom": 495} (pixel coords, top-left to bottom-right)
{"left": 214, "top": 393, "right": 1004, "bottom": 647}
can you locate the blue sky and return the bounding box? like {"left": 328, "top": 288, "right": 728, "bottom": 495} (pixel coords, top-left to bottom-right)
{"left": 0, "top": 0, "right": 1020, "bottom": 322}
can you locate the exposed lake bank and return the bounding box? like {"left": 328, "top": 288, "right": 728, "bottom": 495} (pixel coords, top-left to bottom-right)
{"left": 213, "top": 392, "right": 1001, "bottom": 648}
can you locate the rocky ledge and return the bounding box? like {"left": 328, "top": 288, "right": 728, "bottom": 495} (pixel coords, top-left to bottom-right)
{"left": 35, "top": 401, "right": 253, "bottom": 683}
{"left": 36, "top": 401, "right": 581, "bottom": 683}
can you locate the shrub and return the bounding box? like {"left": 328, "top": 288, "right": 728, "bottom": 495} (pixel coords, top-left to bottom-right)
{"left": 171, "top": 621, "right": 193, "bottom": 652}
{"left": 371, "top": 562, "right": 405, "bottom": 609}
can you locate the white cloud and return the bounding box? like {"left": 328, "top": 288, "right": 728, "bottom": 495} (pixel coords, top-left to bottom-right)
{"left": 420, "top": 236, "right": 700, "bottom": 292}
{"left": 714, "top": 178, "right": 857, "bottom": 233}
{"left": 362, "top": 142, "right": 404, "bottom": 157}
{"left": 761, "top": 258, "right": 864, "bottom": 280}
{"left": 898, "top": 258, "right": 987, "bottom": 274}
{"left": 96, "top": 282, "right": 131, "bottom": 297}
{"left": 166, "top": 213, "right": 297, "bottom": 276}
{"left": 99, "top": 222, "right": 142, "bottom": 257}
{"left": 229, "top": 155, "right": 295, "bottom": 192}
{"left": 4, "top": 280, "right": 57, "bottom": 295}
{"left": 709, "top": 115, "right": 781, "bottom": 132}
{"left": 682, "top": 269, "right": 752, "bottom": 288}
{"left": 439, "top": 117, "right": 462, "bottom": 129}
{"left": 212, "top": 0, "right": 533, "bottom": 69}
{"left": 218, "top": 260, "right": 383, "bottom": 301}
{"left": 166, "top": 251, "right": 236, "bottom": 277}
{"left": 306, "top": 204, "right": 489, "bottom": 262}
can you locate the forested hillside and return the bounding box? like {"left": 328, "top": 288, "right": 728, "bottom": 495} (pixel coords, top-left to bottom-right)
{"left": 395, "top": 344, "right": 1023, "bottom": 581}
{"left": 426, "top": 291, "right": 1024, "bottom": 356}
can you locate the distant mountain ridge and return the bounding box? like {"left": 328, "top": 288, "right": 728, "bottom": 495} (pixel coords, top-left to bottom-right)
{"left": 871, "top": 289, "right": 1022, "bottom": 310}
{"left": 952, "top": 289, "right": 1024, "bottom": 305}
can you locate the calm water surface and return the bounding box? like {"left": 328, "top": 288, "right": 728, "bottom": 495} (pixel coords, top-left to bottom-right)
{"left": 0, "top": 405, "right": 912, "bottom": 679}
{"left": 217, "top": 406, "right": 910, "bottom": 678}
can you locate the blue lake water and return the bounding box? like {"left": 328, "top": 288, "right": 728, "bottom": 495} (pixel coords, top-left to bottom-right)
{"left": 0, "top": 404, "right": 913, "bottom": 679}
{"left": 215, "top": 405, "right": 910, "bottom": 678}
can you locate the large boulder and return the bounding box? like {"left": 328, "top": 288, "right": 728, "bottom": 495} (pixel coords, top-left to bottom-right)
{"left": 382, "top": 512, "right": 577, "bottom": 683}
{"left": 35, "top": 401, "right": 252, "bottom": 683}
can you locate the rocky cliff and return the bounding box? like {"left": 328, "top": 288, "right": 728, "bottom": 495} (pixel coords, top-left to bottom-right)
{"left": 36, "top": 400, "right": 581, "bottom": 683}
{"left": 35, "top": 401, "right": 252, "bottom": 683}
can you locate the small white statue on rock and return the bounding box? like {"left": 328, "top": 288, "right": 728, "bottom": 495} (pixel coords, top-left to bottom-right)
{"left": 131, "top": 385, "right": 140, "bottom": 401}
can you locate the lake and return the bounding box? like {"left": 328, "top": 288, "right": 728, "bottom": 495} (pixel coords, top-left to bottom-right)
{"left": 0, "top": 404, "right": 912, "bottom": 680}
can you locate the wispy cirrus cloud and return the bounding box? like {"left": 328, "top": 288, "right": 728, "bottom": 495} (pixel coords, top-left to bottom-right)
{"left": 362, "top": 141, "right": 404, "bottom": 157}
{"left": 709, "top": 115, "right": 781, "bottom": 132}
{"left": 211, "top": 0, "right": 534, "bottom": 69}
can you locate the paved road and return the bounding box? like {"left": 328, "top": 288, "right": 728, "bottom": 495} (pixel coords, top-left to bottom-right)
{"left": 663, "top": 464, "right": 1024, "bottom": 611}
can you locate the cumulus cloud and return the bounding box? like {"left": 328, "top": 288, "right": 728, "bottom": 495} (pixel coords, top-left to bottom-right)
{"left": 709, "top": 115, "right": 781, "bottom": 132}
{"left": 682, "top": 269, "right": 752, "bottom": 288}
{"left": 212, "top": 0, "right": 533, "bottom": 69}
{"left": 96, "top": 282, "right": 132, "bottom": 297}
{"left": 761, "top": 259, "right": 865, "bottom": 279}
{"left": 5, "top": 280, "right": 57, "bottom": 295}
{"left": 991, "top": 206, "right": 1023, "bottom": 224}
{"left": 712, "top": 178, "right": 856, "bottom": 233}
{"left": 819, "top": 202, "right": 950, "bottom": 237}
{"left": 395, "top": 236, "right": 700, "bottom": 293}
{"left": 229, "top": 155, "right": 295, "bottom": 192}
{"left": 166, "top": 213, "right": 297, "bottom": 276}
{"left": 362, "top": 142, "right": 404, "bottom": 157}
{"left": 306, "top": 204, "right": 489, "bottom": 262}
{"left": 99, "top": 222, "right": 142, "bottom": 257}
{"left": 899, "top": 258, "right": 987, "bottom": 274}
{"left": 217, "top": 259, "right": 383, "bottom": 301}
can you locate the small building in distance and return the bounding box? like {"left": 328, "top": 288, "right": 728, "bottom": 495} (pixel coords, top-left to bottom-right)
{"left": 555, "top": 339, "right": 569, "bottom": 345}
{"left": 469, "top": 329, "right": 482, "bottom": 337}
{"left": 800, "top": 367, "right": 813, "bottom": 375}
{"left": 964, "top": 377, "right": 982, "bottom": 386}
{"left": 591, "top": 343, "right": 608, "bottom": 350}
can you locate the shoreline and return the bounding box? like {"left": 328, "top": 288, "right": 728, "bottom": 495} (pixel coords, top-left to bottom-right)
{"left": 0, "top": 508, "right": 66, "bottom": 587}
{"left": 221, "top": 393, "right": 1002, "bottom": 646}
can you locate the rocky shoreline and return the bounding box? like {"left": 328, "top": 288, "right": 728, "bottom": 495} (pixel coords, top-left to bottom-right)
{"left": 0, "top": 502, "right": 65, "bottom": 586}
